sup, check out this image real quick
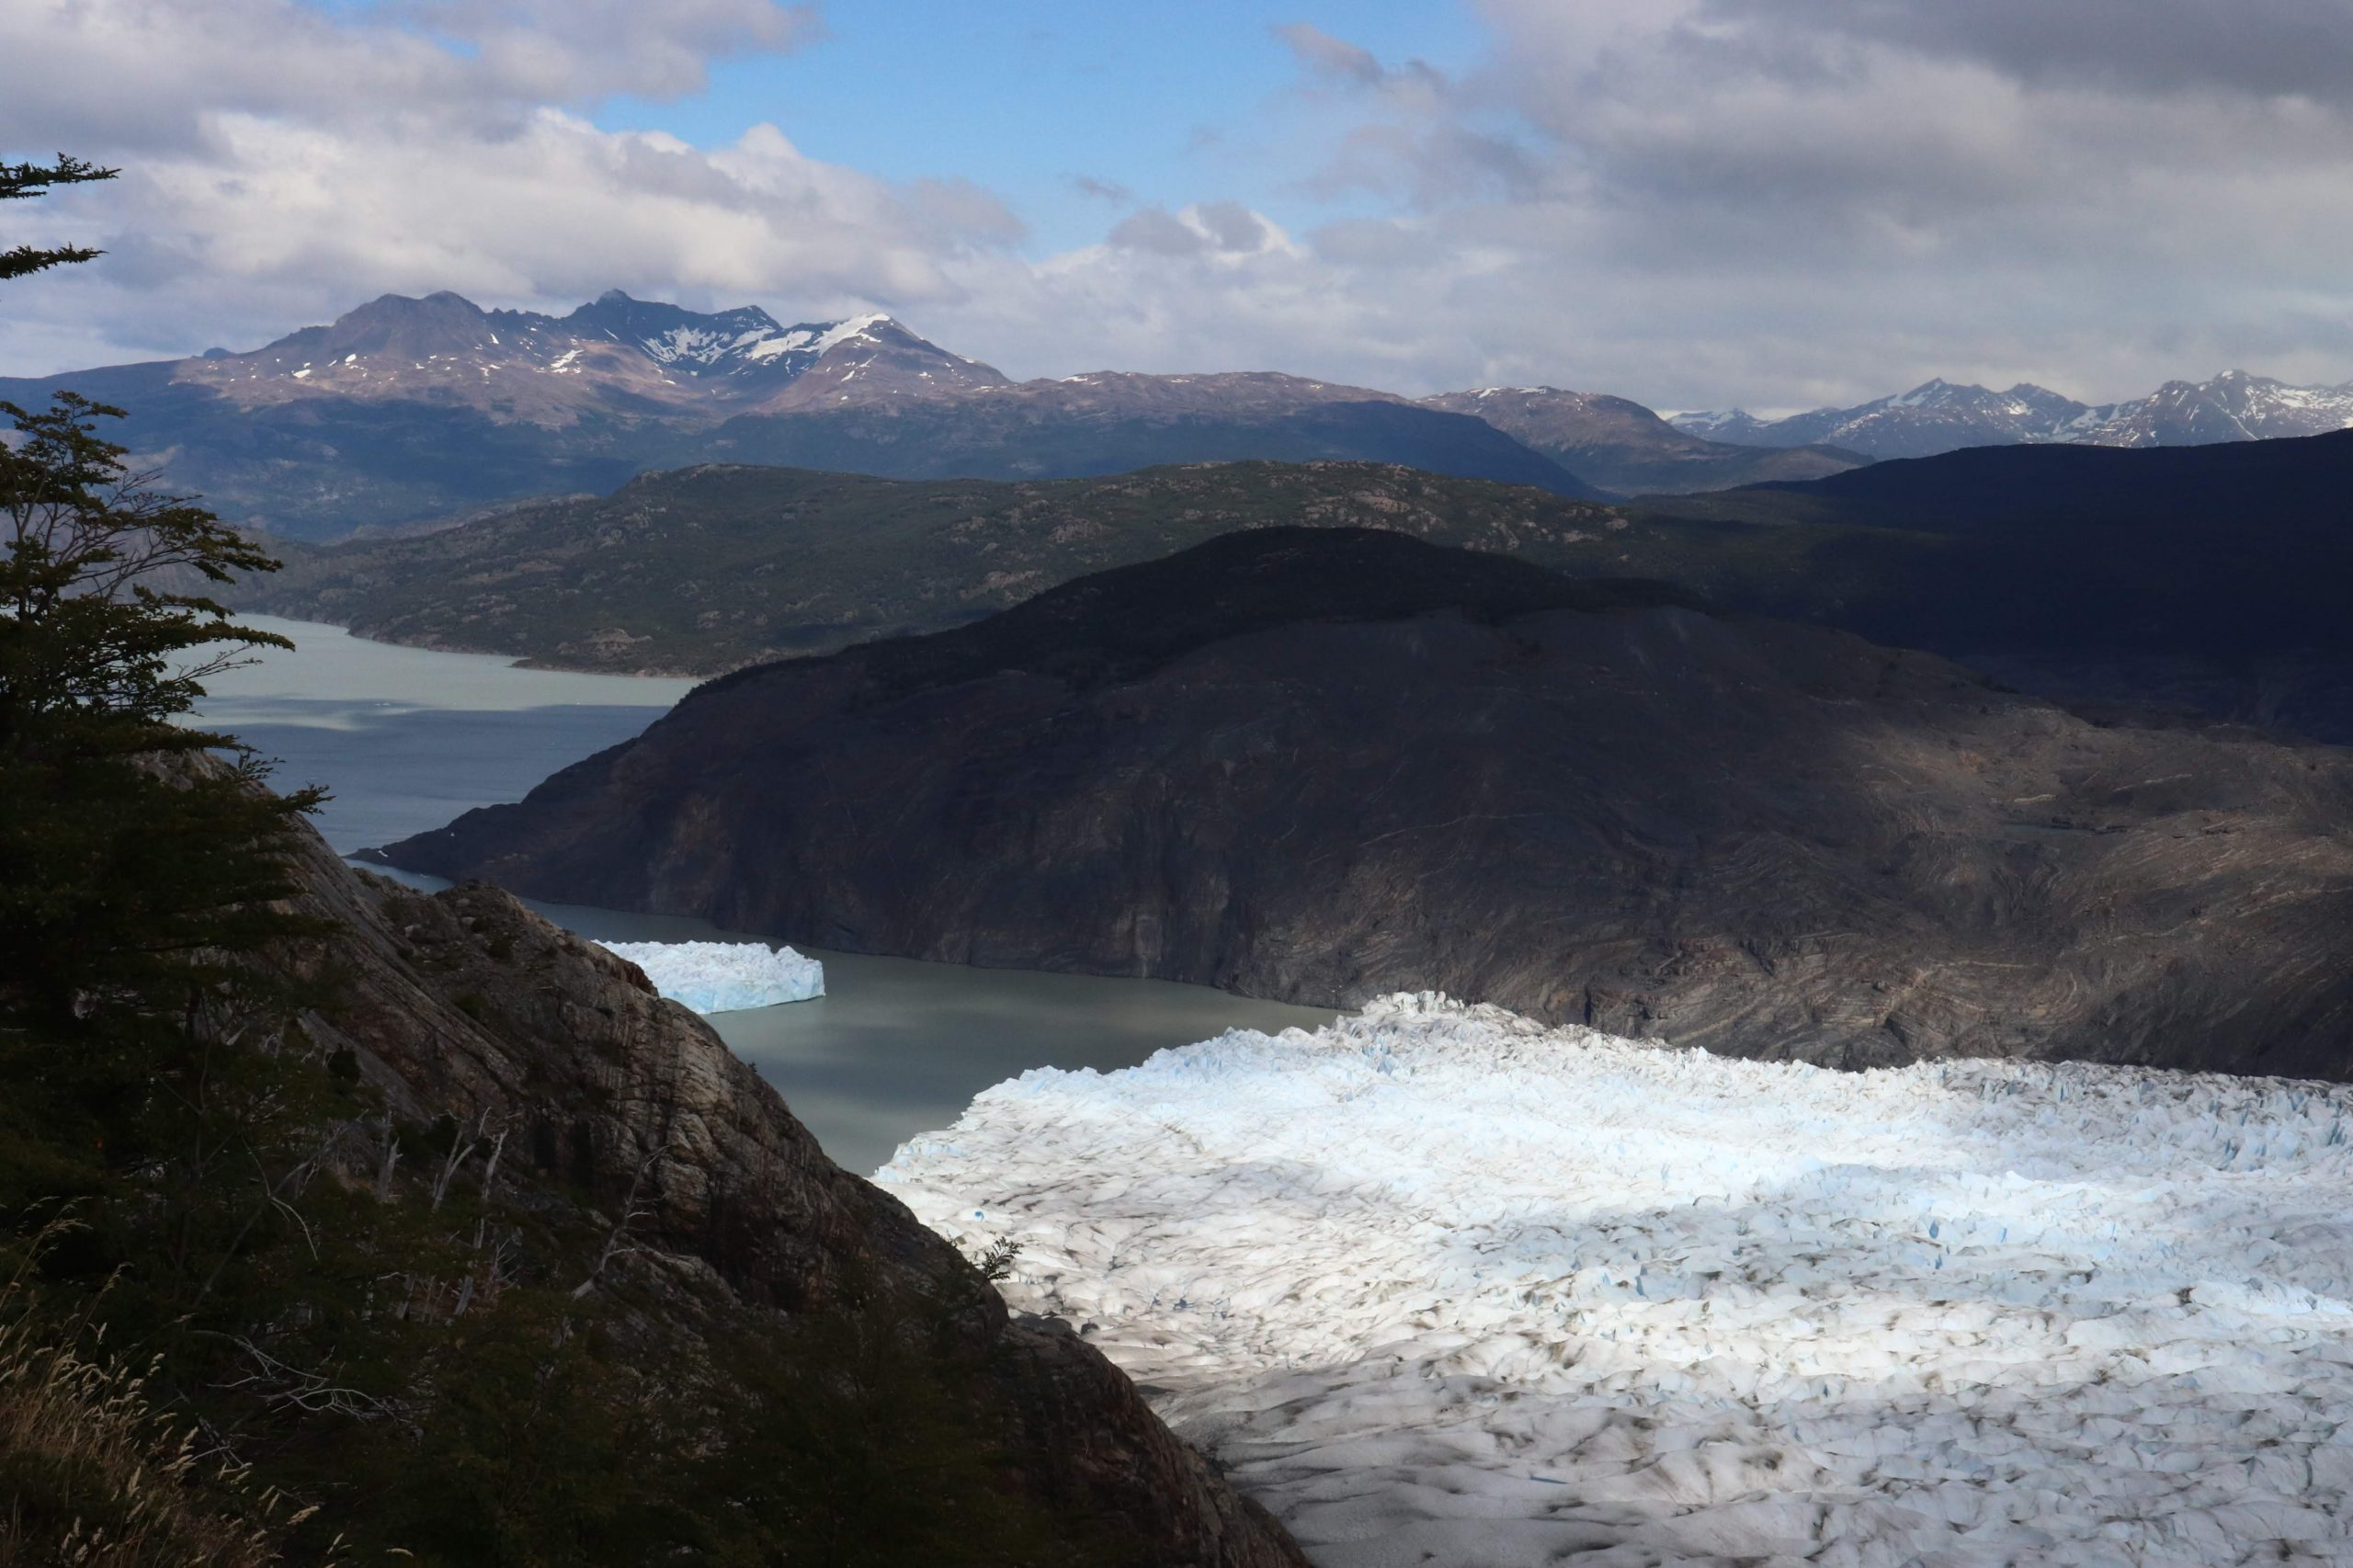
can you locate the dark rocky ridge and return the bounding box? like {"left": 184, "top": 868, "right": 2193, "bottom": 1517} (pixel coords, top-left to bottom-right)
{"left": 278, "top": 793, "right": 1304, "bottom": 1562}
{"left": 1637, "top": 428, "right": 2353, "bottom": 744}
{"left": 381, "top": 528, "right": 2353, "bottom": 1082}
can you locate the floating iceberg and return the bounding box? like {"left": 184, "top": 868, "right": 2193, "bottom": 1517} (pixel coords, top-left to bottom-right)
{"left": 881, "top": 993, "right": 2353, "bottom": 1566}
{"left": 602, "top": 939, "right": 824, "bottom": 1014}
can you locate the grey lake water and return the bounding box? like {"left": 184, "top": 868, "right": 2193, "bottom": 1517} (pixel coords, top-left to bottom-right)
{"left": 194, "top": 616, "right": 699, "bottom": 854}
{"left": 192, "top": 619, "right": 1334, "bottom": 1173}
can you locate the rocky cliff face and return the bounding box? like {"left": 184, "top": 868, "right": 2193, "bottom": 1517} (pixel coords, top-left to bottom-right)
{"left": 279, "top": 813, "right": 1303, "bottom": 1563}
{"left": 381, "top": 528, "right": 2353, "bottom": 1082}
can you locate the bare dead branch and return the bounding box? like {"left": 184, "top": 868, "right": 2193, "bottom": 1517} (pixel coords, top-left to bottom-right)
{"left": 204, "top": 1335, "right": 398, "bottom": 1422}
{"left": 429, "top": 1110, "right": 495, "bottom": 1212}
{"left": 472, "top": 1129, "right": 508, "bottom": 1252}
{"left": 571, "top": 1137, "right": 675, "bottom": 1300}
{"left": 372, "top": 1113, "right": 400, "bottom": 1203}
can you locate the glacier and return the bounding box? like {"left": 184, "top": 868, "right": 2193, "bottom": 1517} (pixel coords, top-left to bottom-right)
{"left": 600, "top": 940, "right": 824, "bottom": 1014}
{"left": 880, "top": 993, "right": 2353, "bottom": 1566}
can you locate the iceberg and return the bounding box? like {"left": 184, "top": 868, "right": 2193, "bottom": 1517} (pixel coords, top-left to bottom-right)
{"left": 881, "top": 993, "right": 2353, "bottom": 1566}
{"left": 601, "top": 939, "right": 824, "bottom": 1014}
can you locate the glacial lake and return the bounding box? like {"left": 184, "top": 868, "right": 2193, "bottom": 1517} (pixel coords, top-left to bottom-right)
{"left": 192, "top": 619, "right": 1336, "bottom": 1173}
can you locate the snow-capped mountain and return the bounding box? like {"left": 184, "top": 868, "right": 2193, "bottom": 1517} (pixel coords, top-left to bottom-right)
{"left": 1673, "top": 379, "right": 2089, "bottom": 460}
{"left": 1675, "top": 370, "right": 2353, "bottom": 460}
{"left": 174, "top": 289, "right": 1006, "bottom": 421}
{"left": 2075, "top": 369, "right": 2353, "bottom": 448}
{"left": 564, "top": 290, "right": 830, "bottom": 383}
{"left": 1665, "top": 406, "right": 1774, "bottom": 443}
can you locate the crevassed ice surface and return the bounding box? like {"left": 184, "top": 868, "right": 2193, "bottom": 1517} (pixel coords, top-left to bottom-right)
{"left": 600, "top": 940, "right": 824, "bottom": 1014}
{"left": 879, "top": 994, "right": 2353, "bottom": 1568}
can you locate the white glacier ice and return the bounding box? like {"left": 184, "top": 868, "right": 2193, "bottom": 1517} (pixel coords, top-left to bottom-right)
{"left": 879, "top": 993, "right": 2353, "bottom": 1567}
{"left": 600, "top": 940, "right": 824, "bottom": 1014}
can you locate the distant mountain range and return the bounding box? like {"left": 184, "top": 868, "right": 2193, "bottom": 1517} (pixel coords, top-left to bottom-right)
{"left": 1673, "top": 370, "right": 2353, "bottom": 459}
{"left": 177, "top": 288, "right": 1009, "bottom": 417}
{"left": 0, "top": 290, "right": 1620, "bottom": 537}
{"left": 1415, "top": 386, "right": 1864, "bottom": 494}
{"left": 13, "top": 287, "right": 2353, "bottom": 536}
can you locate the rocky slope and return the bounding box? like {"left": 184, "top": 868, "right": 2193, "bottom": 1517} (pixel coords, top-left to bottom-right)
{"left": 1419, "top": 386, "right": 1867, "bottom": 494}
{"left": 376, "top": 528, "right": 2353, "bottom": 1082}
{"left": 274, "top": 797, "right": 1304, "bottom": 1562}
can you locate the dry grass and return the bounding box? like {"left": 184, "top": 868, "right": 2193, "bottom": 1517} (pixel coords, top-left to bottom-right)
{"left": 0, "top": 1257, "right": 315, "bottom": 1567}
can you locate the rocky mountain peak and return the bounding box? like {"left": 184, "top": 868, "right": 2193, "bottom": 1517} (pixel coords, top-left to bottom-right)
{"left": 297, "top": 289, "right": 498, "bottom": 358}
{"left": 561, "top": 290, "right": 791, "bottom": 377}
{"left": 739, "top": 317, "right": 1006, "bottom": 410}
{"left": 165, "top": 287, "right": 1005, "bottom": 420}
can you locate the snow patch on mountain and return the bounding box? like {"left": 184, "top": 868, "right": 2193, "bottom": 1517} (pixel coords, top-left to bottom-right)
{"left": 745, "top": 312, "right": 891, "bottom": 362}
{"left": 881, "top": 994, "right": 2353, "bottom": 1565}
{"left": 1664, "top": 407, "right": 1769, "bottom": 441}
{"left": 638, "top": 324, "right": 762, "bottom": 367}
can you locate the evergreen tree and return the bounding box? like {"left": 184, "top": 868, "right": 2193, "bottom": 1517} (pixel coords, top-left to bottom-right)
{"left": 0, "top": 153, "right": 351, "bottom": 1560}
{"left": 0, "top": 151, "right": 328, "bottom": 1229}
{"left": 0, "top": 391, "right": 321, "bottom": 1042}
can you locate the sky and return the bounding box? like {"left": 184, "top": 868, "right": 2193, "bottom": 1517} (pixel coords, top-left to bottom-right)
{"left": 7, "top": 0, "right": 2353, "bottom": 410}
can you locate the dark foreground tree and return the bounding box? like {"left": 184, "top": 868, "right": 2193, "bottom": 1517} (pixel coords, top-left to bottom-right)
{"left": 0, "top": 153, "right": 341, "bottom": 1562}
{"left": 0, "top": 391, "right": 318, "bottom": 1037}
{"left": 1, "top": 154, "right": 117, "bottom": 281}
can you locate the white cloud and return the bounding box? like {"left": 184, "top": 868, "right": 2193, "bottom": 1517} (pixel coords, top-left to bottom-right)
{"left": 894, "top": 3, "right": 2353, "bottom": 404}
{"left": 1186, "top": 0, "right": 2353, "bottom": 403}
{"left": 0, "top": 0, "right": 1005, "bottom": 368}
{"left": 11, "top": 0, "right": 2353, "bottom": 409}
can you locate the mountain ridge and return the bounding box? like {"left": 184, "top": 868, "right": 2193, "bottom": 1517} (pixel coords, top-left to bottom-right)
{"left": 228, "top": 460, "right": 1631, "bottom": 673}
{"left": 0, "top": 290, "right": 1616, "bottom": 535}
{"left": 1674, "top": 369, "right": 2353, "bottom": 459}
{"left": 1631, "top": 427, "right": 2353, "bottom": 742}
{"left": 1420, "top": 385, "right": 1869, "bottom": 493}
{"left": 170, "top": 288, "right": 1007, "bottom": 421}
{"left": 28, "top": 285, "right": 2353, "bottom": 536}
{"left": 374, "top": 526, "right": 2353, "bottom": 1082}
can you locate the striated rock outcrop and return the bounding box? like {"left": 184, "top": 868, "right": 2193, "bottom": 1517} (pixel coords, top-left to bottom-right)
{"left": 278, "top": 816, "right": 1305, "bottom": 1564}
{"left": 382, "top": 528, "right": 2353, "bottom": 1081}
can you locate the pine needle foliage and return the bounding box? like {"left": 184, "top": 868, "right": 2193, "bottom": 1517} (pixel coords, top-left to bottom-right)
{"left": 0, "top": 155, "right": 117, "bottom": 282}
